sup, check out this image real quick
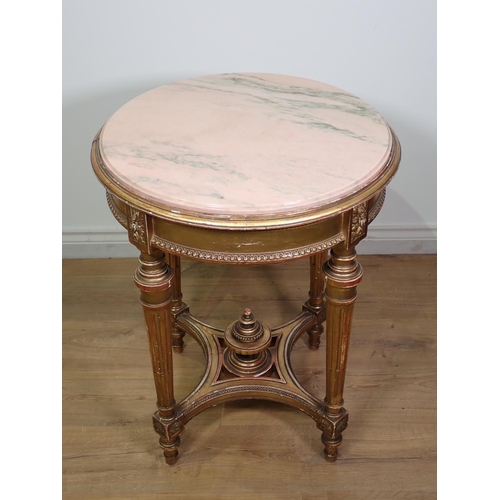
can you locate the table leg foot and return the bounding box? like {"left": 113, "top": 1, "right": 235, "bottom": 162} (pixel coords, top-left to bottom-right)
{"left": 161, "top": 436, "right": 181, "bottom": 465}
{"left": 306, "top": 323, "right": 323, "bottom": 351}
{"left": 172, "top": 332, "right": 185, "bottom": 353}
{"left": 153, "top": 411, "right": 184, "bottom": 464}
{"left": 322, "top": 433, "right": 342, "bottom": 462}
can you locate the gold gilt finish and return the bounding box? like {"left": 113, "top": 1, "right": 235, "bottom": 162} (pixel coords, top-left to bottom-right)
{"left": 223, "top": 309, "right": 273, "bottom": 377}
{"left": 92, "top": 126, "right": 401, "bottom": 464}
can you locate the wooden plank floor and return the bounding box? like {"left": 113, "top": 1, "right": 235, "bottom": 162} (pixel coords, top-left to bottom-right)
{"left": 62, "top": 255, "right": 436, "bottom": 500}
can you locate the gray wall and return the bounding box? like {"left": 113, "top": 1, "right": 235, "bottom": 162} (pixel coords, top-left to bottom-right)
{"left": 63, "top": 0, "right": 436, "bottom": 257}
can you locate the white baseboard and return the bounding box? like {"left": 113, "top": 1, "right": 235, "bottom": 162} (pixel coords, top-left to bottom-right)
{"left": 357, "top": 225, "right": 437, "bottom": 255}
{"left": 62, "top": 225, "right": 437, "bottom": 259}
{"left": 62, "top": 229, "right": 138, "bottom": 259}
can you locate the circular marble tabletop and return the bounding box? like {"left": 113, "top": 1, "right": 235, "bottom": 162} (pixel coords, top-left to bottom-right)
{"left": 97, "top": 73, "right": 396, "bottom": 225}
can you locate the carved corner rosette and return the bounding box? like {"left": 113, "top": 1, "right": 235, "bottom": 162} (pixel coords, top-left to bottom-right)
{"left": 349, "top": 203, "right": 368, "bottom": 245}
{"left": 317, "top": 418, "right": 334, "bottom": 436}
{"left": 152, "top": 413, "right": 184, "bottom": 441}
{"left": 334, "top": 413, "right": 349, "bottom": 437}
{"left": 316, "top": 411, "right": 349, "bottom": 439}
{"left": 127, "top": 206, "right": 150, "bottom": 251}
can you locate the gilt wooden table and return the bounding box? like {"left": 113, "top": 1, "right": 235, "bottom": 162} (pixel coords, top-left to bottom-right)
{"left": 91, "top": 73, "right": 401, "bottom": 464}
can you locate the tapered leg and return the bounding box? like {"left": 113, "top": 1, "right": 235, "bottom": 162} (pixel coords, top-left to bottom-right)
{"left": 166, "top": 253, "right": 187, "bottom": 353}
{"left": 305, "top": 250, "right": 329, "bottom": 350}
{"left": 322, "top": 244, "right": 363, "bottom": 461}
{"left": 134, "top": 250, "right": 180, "bottom": 464}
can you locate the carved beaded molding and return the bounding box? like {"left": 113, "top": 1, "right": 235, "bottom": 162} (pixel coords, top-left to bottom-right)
{"left": 368, "top": 189, "right": 386, "bottom": 224}
{"left": 180, "top": 385, "right": 320, "bottom": 416}
{"left": 151, "top": 233, "right": 345, "bottom": 263}
{"left": 106, "top": 191, "right": 127, "bottom": 227}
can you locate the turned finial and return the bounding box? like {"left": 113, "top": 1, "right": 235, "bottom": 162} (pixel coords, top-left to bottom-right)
{"left": 224, "top": 308, "right": 271, "bottom": 355}
{"left": 223, "top": 308, "right": 273, "bottom": 376}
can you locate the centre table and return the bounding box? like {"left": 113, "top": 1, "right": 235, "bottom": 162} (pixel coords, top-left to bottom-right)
{"left": 91, "top": 73, "right": 401, "bottom": 464}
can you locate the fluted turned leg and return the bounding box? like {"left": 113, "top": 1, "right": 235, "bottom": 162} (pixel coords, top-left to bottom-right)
{"left": 322, "top": 244, "right": 363, "bottom": 461}
{"left": 166, "top": 253, "right": 187, "bottom": 353}
{"left": 305, "top": 250, "right": 329, "bottom": 350}
{"left": 134, "top": 250, "right": 180, "bottom": 464}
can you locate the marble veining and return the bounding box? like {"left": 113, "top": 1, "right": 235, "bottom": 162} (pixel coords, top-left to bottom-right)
{"left": 99, "top": 73, "right": 392, "bottom": 217}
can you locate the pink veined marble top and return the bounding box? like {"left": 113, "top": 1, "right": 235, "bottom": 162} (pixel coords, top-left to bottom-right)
{"left": 99, "top": 73, "right": 392, "bottom": 217}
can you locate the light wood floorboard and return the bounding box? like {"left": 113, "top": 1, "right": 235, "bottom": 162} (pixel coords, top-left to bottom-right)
{"left": 63, "top": 255, "right": 436, "bottom": 499}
